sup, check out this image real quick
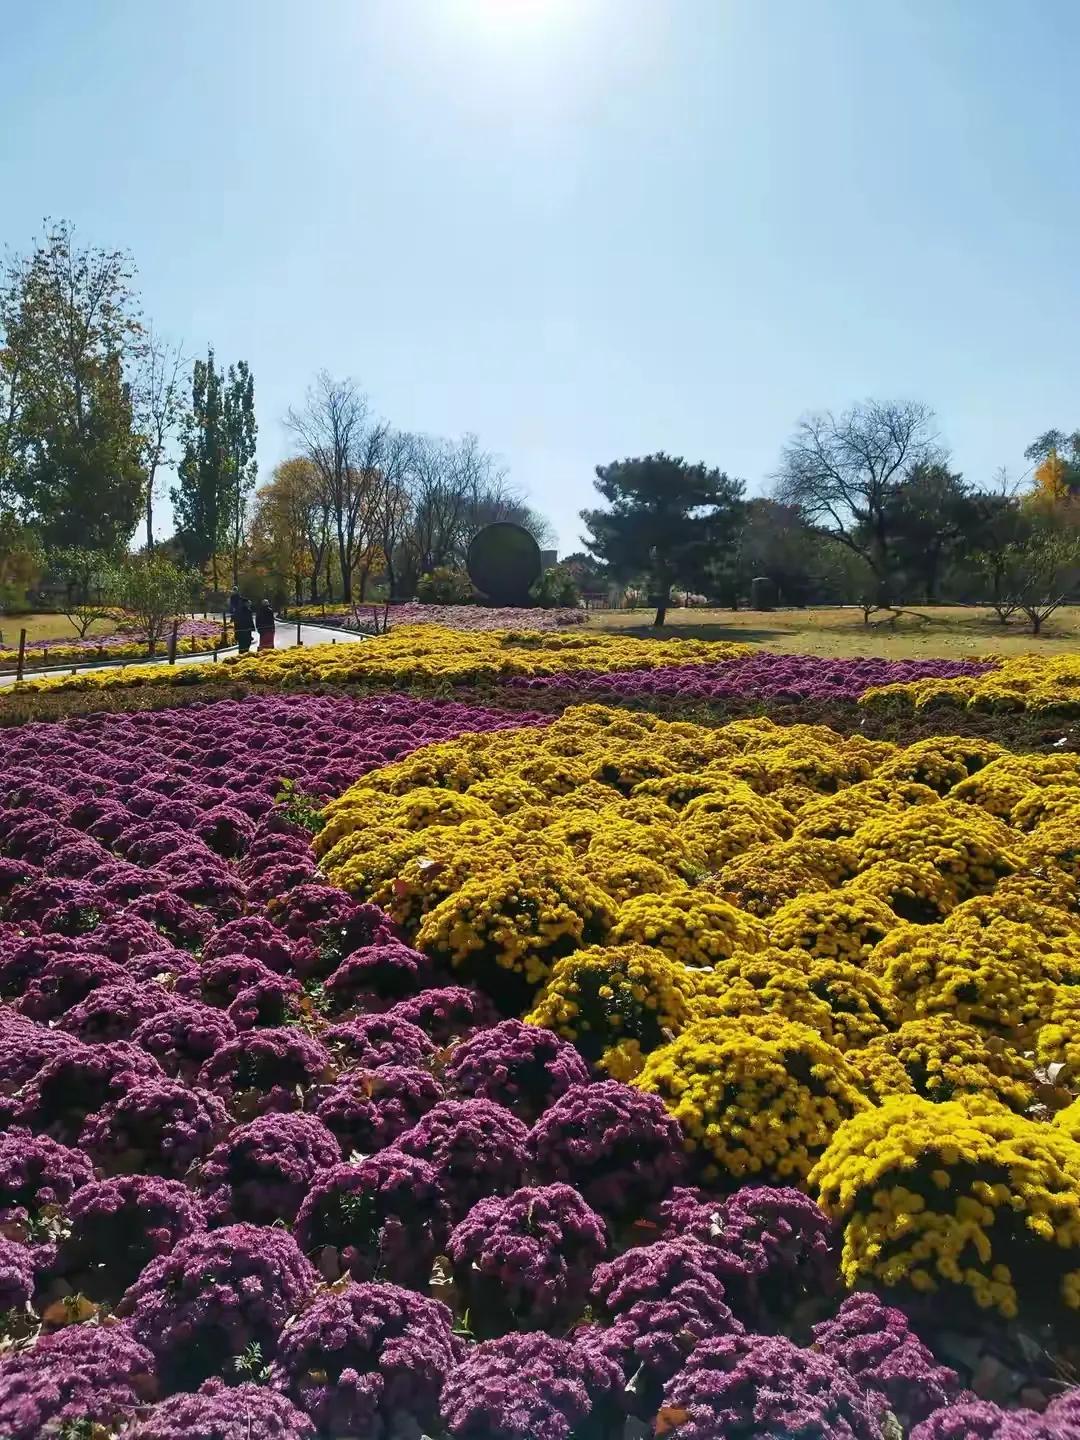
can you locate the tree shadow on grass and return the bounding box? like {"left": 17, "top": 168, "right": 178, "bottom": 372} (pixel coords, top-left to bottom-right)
{"left": 592, "top": 621, "right": 787, "bottom": 644}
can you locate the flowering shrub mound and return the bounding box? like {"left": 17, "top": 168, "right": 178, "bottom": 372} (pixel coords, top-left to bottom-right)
{"left": 396, "top": 1098, "right": 529, "bottom": 1220}
{"left": 660, "top": 1331, "right": 881, "bottom": 1440}
{"left": 0, "top": 1234, "right": 35, "bottom": 1311}
{"left": 389, "top": 984, "right": 500, "bottom": 1043}
{"left": 295, "top": 1152, "right": 450, "bottom": 1288}
{"left": 0, "top": 1129, "right": 94, "bottom": 1231}
{"left": 444, "top": 1018, "right": 589, "bottom": 1120}
{"left": 272, "top": 1280, "right": 459, "bottom": 1435}
{"left": 81, "top": 1077, "right": 228, "bottom": 1176}
{"left": 635, "top": 1016, "right": 868, "bottom": 1184}
{"left": 0, "top": 1323, "right": 157, "bottom": 1440}
{"left": 119, "top": 1223, "right": 317, "bottom": 1389}
{"left": 57, "top": 1174, "right": 206, "bottom": 1298}
{"left": 194, "top": 1112, "right": 340, "bottom": 1226}
{"left": 316, "top": 1064, "right": 445, "bottom": 1155}
{"left": 198, "top": 1027, "right": 333, "bottom": 1114}
{"left": 813, "top": 1292, "right": 963, "bottom": 1426}
{"left": 527, "top": 1080, "right": 686, "bottom": 1218}
{"left": 14, "top": 1038, "right": 164, "bottom": 1141}
{"left": 812, "top": 1095, "right": 1080, "bottom": 1320}
{"left": 126, "top": 1379, "right": 316, "bottom": 1440}
{"left": 862, "top": 652, "right": 1080, "bottom": 716}
{"left": 440, "top": 1331, "right": 609, "bottom": 1440}
{"left": 448, "top": 1183, "right": 608, "bottom": 1334}
{"left": 324, "top": 1012, "right": 435, "bottom": 1070}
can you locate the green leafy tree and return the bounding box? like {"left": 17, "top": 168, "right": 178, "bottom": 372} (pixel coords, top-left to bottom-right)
{"left": 0, "top": 220, "right": 145, "bottom": 552}
{"left": 1002, "top": 525, "right": 1080, "bottom": 634}
{"left": 49, "top": 545, "right": 120, "bottom": 638}
{"left": 223, "top": 360, "right": 257, "bottom": 585}
{"left": 119, "top": 553, "right": 197, "bottom": 654}
{"left": 581, "top": 453, "right": 745, "bottom": 625}
{"left": 880, "top": 462, "right": 976, "bottom": 603}
{"left": 172, "top": 349, "right": 228, "bottom": 587}
{"left": 0, "top": 514, "right": 42, "bottom": 611}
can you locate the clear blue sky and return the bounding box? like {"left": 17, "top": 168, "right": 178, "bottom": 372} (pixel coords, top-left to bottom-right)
{"left": 3, "top": 0, "right": 1078, "bottom": 552}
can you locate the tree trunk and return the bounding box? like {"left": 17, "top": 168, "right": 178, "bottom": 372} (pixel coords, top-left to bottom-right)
{"left": 145, "top": 464, "right": 155, "bottom": 553}
{"left": 325, "top": 553, "right": 334, "bottom": 602}
{"left": 653, "top": 586, "right": 670, "bottom": 627}
{"left": 1031, "top": 612, "right": 1043, "bottom": 635}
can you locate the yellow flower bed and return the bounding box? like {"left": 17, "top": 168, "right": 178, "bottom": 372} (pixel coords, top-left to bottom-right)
{"left": 634, "top": 1015, "right": 868, "bottom": 1183}
{"left": 811, "top": 1095, "right": 1080, "bottom": 1319}
{"left": 861, "top": 652, "right": 1080, "bottom": 715}
{"left": 13, "top": 624, "right": 748, "bottom": 693}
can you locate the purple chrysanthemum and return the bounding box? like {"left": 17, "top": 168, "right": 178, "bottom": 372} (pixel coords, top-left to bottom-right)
{"left": 295, "top": 1152, "right": 450, "bottom": 1289}
{"left": 16, "top": 950, "right": 127, "bottom": 1022}
{"left": 200, "top": 917, "right": 307, "bottom": 975}
{"left": 125, "top": 1379, "right": 316, "bottom": 1439}
{"left": 444, "top": 1019, "right": 590, "bottom": 1121}
{"left": 324, "top": 940, "right": 434, "bottom": 1012}
{"left": 81, "top": 1077, "right": 228, "bottom": 1177}
{"left": 396, "top": 1099, "right": 528, "bottom": 1220}
{"left": 0, "top": 1321, "right": 157, "bottom": 1440}
{"left": 315, "top": 1065, "right": 445, "bottom": 1156}
{"left": 661, "top": 1332, "right": 881, "bottom": 1440}
{"left": 271, "top": 1281, "right": 458, "bottom": 1435}
{"left": 120, "top": 1222, "right": 317, "bottom": 1390}
{"left": 0, "top": 1234, "right": 35, "bottom": 1312}
{"left": 324, "top": 1013, "right": 436, "bottom": 1069}
{"left": 813, "top": 1293, "right": 963, "bottom": 1426}
{"left": 197, "top": 1027, "right": 333, "bottom": 1114}
{"left": 389, "top": 984, "right": 501, "bottom": 1044}
{"left": 14, "top": 1039, "right": 164, "bottom": 1142}
{"left": 657, "top": 1184, "right": 840, "bottom": 1324}
{"left": 56, "top": 980, "right": 177, "bottom": 1044}
{"left": 448, "top": 1183, "right": 607, "bottom": 1335}
{"left": 225, "top": 973, "right": 305, "bottom": 1030}
{"left": 195, "top": 1111, "right": 340, "bottom": 1226}
{"left": 132, "top": 1001, "right": 238, "bottom": 1080}
{"left": 440, "top": 1332, "right": 602, "bottom": 1440}
{"left": 0, "top": 1129, "right": 94, "bottom": 1230}
{"left": 57, "top": 1174, "right": 206, "bottom": 1298}
{"left": 909, "top": 1400, "right": 1063, "bottom": 1440}
{"left": 173, "top": 953, "right": 285, "bottom": 1008}
{"left": 527, "top": 1081, "right": 686, "bottom": 1219}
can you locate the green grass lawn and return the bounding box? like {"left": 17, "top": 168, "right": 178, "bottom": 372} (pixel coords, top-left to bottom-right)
{"left": 0, "top": 612, "right": 119, "bottom": 649}
{"left": 590, "top": 604, "right": 1080, "bottom": 659}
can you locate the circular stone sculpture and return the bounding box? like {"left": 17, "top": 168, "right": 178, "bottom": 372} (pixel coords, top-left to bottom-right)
{"left": 467, "top": 523, "right": 542, "bottom": 606}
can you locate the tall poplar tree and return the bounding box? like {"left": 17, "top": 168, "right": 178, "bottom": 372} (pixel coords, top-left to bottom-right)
{"left": 223, "top": 360, "right": 257, "bottom": 585}
{"left": 172, "top": 349, "right": 228, "bottom": 587}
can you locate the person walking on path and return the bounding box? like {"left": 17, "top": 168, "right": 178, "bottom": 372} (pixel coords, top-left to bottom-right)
{"left": 235, "top": 596, "right": 256, "bottom": 654}
{"left": 226, "top": 585, "right": 242, "bottom": 623}
{"left": 255, "top": 598, "right": 276, "bottom": 651}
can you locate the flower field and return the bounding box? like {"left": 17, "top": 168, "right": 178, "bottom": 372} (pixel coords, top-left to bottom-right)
{"left": 1, "top": 632, "right": 1080, "bottom": 1440}
{"left": 0, "top": 619, "right": 223, "bottom": 673}
{"left": 292, "top": 601, "right": 587, "bottom": 631}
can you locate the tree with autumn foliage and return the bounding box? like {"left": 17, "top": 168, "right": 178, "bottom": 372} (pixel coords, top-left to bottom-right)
{"left": 250, "top": 458, "right": 328, "bottom": 604}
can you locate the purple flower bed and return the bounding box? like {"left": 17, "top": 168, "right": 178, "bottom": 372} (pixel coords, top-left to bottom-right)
{"left": 0, "top": 685, "right": 1075, "bottom": 1436}
{"left": 511, "top": 651, "right": 996, "bottom": 702}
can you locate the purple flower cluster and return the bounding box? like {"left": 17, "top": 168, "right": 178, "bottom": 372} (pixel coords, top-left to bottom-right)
{"left": 448, "top": 1183, "right": 608, "bottom": 1333}
{"left": 315, "top": 1064, "right": 445, "bottom": 1155}
{"left": 813, "top": 1293, "right": 964, "bottom": 1425}
{"left": 389, "top": 983, "right": 500, "bottom": 1043}
{"left": 911, "top": 1398, "right": 1080, "bottom": 1440}
{"left": 272, "top": 1281, "right": 459, "bottom": 1435}
{"left": 57, "top": 1174, "right": 206, "bottom": 1297}
{"left": 126, "top": 1379, "right": 316, "bottom": 1440}
{"left": 120, "top": 1223, "right": 318, "bottom": 1390}
{"left": 661, "top": 1331, "right": 881, "bottom": 1440}
{"left": 195, "top": 1111, "right": 340, "bottom": 1226}
{"left": 444, "top": 1018, "right": 590, "bottom": 1120}
{"left": 527, "top": 1080, "right": 687, "bottom": 1218}
{"left": 512, "top": 651, "right": 995, "bottom": 703}
{"left": 396, "top": 1098, "right": 529, "bottom": 1220}
{"left": 656, "top": 1183, "right": 840, "bottom": 1323}
{"left": 440, "top": 1331, "right": 607, "bottom": 1440}
{"left": 295, "top": 1151, "right": 451, "bottom": 1288}
{"left": 0, "top": 1323, "right": 157, "bottom": 1440}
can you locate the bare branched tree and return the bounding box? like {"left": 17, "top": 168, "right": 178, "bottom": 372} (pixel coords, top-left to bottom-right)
{"left": 775, "top": 399, "right": 940, "bottom": 605}
{"left": 133, "top": 328, "right": 187, "bottom": 552}
{"left": 286, "top": 373, "right": 373, "bottom": 603}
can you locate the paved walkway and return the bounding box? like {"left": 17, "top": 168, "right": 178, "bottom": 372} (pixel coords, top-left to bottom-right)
{"left": 0, "top": 620, "right": 364, "bottom": 688}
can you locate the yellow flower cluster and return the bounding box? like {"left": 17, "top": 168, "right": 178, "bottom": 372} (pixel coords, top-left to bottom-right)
{"left": 634, "top": 1015, "right": 868, "bottom": 1183}
{"left": 811, "top": 1095, "right": 1080, "bottom": 1318}
{"left": 861, "top": 652, "right": 1080, "bottom": 716}
{"left": 0, "top": 633, "right": 220, "bottom": 672}
{"left": 1036, "top": 987, "right": 1080, "bottom": 1082}
{"left": 14, "top": 624, "right": 748, "bottom": 693}
{"left": 525, "top": 944, "right": 701, "bottom": 1081}
{"left": 847, "top": 1017, "right": 1037, "bottom": 1113}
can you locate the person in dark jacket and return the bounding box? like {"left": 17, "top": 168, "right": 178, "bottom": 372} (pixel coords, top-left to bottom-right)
{"left": 226, "top": 585, "right": 242, "bottom": 622}
{"left": 255, "top": 598, "right": 276, "bottom": 651}
{"left": 234, "top": 596, "right": 255, "bottom": 654}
